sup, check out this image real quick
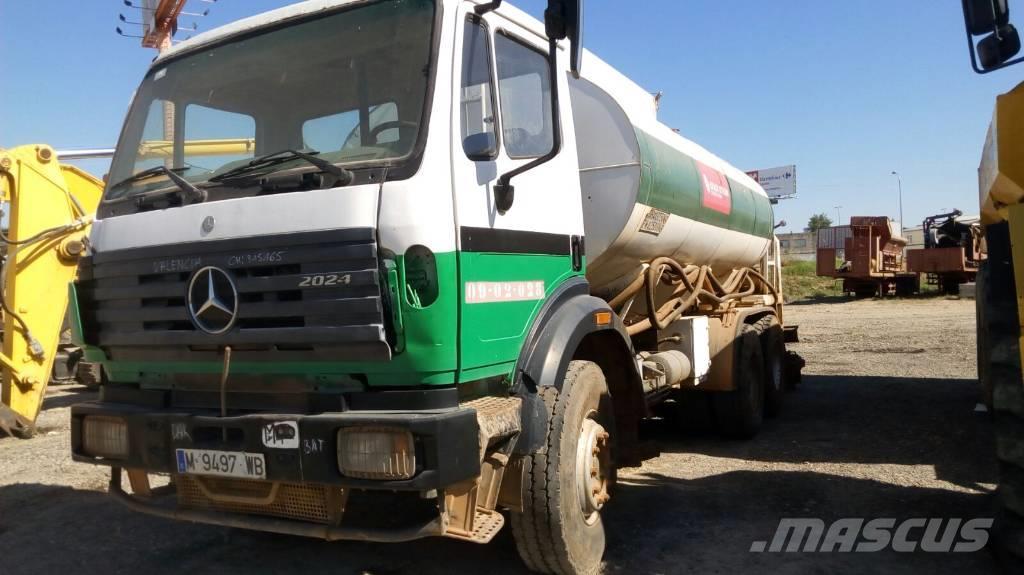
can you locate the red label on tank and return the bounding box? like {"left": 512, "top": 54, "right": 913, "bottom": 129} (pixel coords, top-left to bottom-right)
{"left": 697, "top": 161, "right": 731, "bottom": 215}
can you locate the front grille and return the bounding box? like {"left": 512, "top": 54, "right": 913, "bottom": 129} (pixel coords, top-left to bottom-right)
{"left": 176, "top": 475, "right": 343, "bottom": 524}
{"left": 76, "top": 228, "right": 391, "bottom": 362}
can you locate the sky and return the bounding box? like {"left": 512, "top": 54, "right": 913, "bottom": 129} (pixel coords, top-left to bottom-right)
{"left": 1, "top": 1, "right": 1021, "bottom": 234}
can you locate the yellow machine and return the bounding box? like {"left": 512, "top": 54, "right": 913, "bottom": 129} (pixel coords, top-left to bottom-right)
{"left": 979, "top": 84, "right": 1024, "bottom": 228}
{"left": 0, "top": 137, "right": 263, "bottom": 437}
{"left": 981, "top": 82, "right": 1024, "bottom": 366}
{"left": 0, "top": 144, "right": 103, "bottom": 437}
{"left": 975, "top": 81, "right": 1024, "bottom": 569}
{"left": 964, "top": 0, "right": 1024, "bottom": 564}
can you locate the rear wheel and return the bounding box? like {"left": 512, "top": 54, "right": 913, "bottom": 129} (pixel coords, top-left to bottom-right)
{"left": 896, "top": 276, "right": 918, "bottom": 297}
{"left": 854, "top": 285, "right": 877, "bottom": 298}
{"left": 754, "top": 315, "right": 786, "bottom": 418}
{"left": 510, "top": 360, "right": 615, "bottom": 575}
{"left": 981, "top": 222, "right": 1024, "bottom": 568}
{"left": 978, "top": 262, "right": 993, "bottom": 409}
{"left": 713, "top": 325, "right": 765, "bottom": 439}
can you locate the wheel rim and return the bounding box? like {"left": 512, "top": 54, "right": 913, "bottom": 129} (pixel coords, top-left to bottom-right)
{"left": 576, "top": 411, "right": 611, "bottom": 525}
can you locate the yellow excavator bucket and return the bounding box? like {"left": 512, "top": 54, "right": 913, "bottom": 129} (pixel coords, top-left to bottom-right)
{"left": 0, "top": 144, "right": 103, "bottom": 436}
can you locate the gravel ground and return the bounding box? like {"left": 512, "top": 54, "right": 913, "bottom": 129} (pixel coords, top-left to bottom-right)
{"left": 0, "top": 296, "right": 997, "bottom": 574}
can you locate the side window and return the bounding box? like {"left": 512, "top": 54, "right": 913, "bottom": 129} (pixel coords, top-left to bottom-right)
{"left": 461, "top": 18, "right": 498, "bottom": 159}
{"left": 495, "top": 32, "right": 553, "bottom": 159}
{"left": 183, "top": 104, "right": 255, "bottom": 173}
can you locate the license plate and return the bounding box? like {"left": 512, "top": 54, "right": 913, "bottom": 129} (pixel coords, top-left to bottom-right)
{"left": 175, "top": 448, "right": 266, "bottom": 479}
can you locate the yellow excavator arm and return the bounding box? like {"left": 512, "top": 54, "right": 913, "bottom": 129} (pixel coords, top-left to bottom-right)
{"left": 0, "top": 144, "right": 103, "bottom": 436}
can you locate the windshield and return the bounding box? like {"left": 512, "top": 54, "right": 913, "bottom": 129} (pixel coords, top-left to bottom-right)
{"left": 106, "top": 0, "right": 436, "bottom": 200}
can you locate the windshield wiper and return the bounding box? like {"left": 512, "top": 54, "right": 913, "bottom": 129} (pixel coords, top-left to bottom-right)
{"left": 107, "top": 165, "right": 207, "bottom": 204}
{"left": 208, "top": 149, "right": 354, "bottom": 185}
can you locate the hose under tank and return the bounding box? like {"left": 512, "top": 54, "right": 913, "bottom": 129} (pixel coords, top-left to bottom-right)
{"left": 608, "top": 256, "right": 779, "bottom": 336}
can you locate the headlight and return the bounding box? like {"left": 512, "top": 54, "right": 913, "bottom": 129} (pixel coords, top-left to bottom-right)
{"left": 337, "top": 426, "right": 415, "bottom": 480}
{"left": 82, "top": 416, "right": 128, "bottom": 458}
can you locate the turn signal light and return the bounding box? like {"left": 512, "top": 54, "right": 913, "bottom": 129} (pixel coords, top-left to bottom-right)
{"left": 337, "top": 427, "right": 415, "bottom": 480}
{"left": 82, "top": 416, "right": 128, "bottom": 458}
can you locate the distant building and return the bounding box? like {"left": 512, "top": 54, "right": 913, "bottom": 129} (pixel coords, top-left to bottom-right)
{"left": 778, "top": 231, "right": 816, "bottom": 261}
{"left": 903, "top": 226, "right": 925, "bottom": 250}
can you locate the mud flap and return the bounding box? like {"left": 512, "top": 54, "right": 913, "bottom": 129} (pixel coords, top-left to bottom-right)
{"left": 784, "top": 351, "right": 805, "bottom": 389}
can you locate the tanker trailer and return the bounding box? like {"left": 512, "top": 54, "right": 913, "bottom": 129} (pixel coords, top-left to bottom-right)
{"left": 569, "top": 58, "right": 788, "bottom": 427}
{"left": 68, "top": 1, "right": 795, "bottom": 573}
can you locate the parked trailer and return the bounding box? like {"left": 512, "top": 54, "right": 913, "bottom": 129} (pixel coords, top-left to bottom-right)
{"left": 816, "top": 217, "right": 918, "bottom": 297}
{"left": 67, "top": 1, "right": 799, "bottom": 574}
{"left": 906, "top": 210, "right": 982, "bottom": 295}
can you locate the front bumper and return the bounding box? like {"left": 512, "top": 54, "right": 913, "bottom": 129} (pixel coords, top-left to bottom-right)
{"left": 71, "top": 401, "right": 481, "bottom": 491}
{"left": 105, "top": 466, "right": 450, "bottom": 542}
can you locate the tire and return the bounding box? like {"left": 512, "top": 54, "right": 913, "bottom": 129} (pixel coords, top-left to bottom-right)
{"left": 50, "top": 339, "right": 82, "bottom": 385}
{"left": 76, "top": 361, "right": 103, "bottom": 388}
{"left": 993, "top": 508, "right": 1024, "bottom": 574}
{"left": 753, "top": 315, "right": 786, "bottom": 418}
{"left": 896, "top": 277, "right": 918, "bottom": 297}
{"left": 978, "top": 261, "right": 993, "bottom": 410}
{"left": 854, "top": 286, "right": 876, "bottom": 299}
{"left": 664, "top": 390, "right": 715, "bottom": 433}
{"left": 981, "top": 222, "right": 1024, "bottom": 567}
{"left": 712, "top": 325, "right": 765, "bottom": 439}
{"left": 510, "top": 360, "right": 615, "bottom": 575}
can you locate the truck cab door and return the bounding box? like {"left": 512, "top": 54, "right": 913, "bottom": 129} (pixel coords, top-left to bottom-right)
{"left": 451, "top": 6, "right": 585, "bottom": 382}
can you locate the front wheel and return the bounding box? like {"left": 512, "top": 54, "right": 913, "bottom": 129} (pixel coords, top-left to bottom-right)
{"left": 510, "top": 360, "right": 615, "bottom": 575}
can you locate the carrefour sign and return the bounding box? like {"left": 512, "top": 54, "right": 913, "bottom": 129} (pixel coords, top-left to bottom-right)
{"left": 745, "top": 165, "right": 797, "bottom": 199}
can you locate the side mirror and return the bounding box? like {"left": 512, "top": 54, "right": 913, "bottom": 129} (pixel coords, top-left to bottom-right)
{"left": 965, "top": 0, "right": 1010, "bottom": 34}
{"left": 962, "top": 0, "right": 1023, "bottom": 72}
{"left": 774, "top": 220, "right": 787, "bottom": 230}
{"left": 544, "top": 0, "right": 584, "bottom": 77}
{"left": 463, "top": 132, "right": 497, "bottom": 161}
{"left": 478, "top": 0, "right": 584, "bottom": 214}
{"left": 979, "top": 24, "right": 1022, "bottom": 68}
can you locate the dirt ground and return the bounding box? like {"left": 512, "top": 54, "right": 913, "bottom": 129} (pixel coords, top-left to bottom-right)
{"left": 0, "top": 296, "right": 997, "bottom": 574}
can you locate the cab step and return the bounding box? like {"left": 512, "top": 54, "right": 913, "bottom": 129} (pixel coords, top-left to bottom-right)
{"left": 443, "top": 509, "right": 505, "bottom": 544}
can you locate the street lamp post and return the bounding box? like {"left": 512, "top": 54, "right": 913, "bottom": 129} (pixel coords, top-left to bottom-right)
{"left": 834, "top": 205, "right": 842, "bottom": 225}
{"left": 891, "top": 171, "right": 904, "bottom": 233}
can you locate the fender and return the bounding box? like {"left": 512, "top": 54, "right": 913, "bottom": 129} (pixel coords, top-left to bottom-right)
{"left": 511, "top": 276, "right": 641, "bottom": 454}
{"left": 702, "top": 307, "right": 779, "bottom": 392}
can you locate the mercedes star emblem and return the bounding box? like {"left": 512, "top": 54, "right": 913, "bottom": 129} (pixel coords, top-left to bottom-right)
{"left": 187, "top": 266, "right": 238, "bottom": 335}
{"left": 201, "top": 216, "right": 216, "bottom": 235}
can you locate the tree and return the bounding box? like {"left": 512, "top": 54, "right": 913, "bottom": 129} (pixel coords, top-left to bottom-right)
{"left": 806, "top": 213, "right": 833, "bottom": 232}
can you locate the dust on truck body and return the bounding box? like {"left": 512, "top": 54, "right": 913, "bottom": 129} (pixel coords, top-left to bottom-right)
{"left": 69, "top": 1, "right": 789, "bottom": 573}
